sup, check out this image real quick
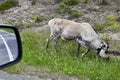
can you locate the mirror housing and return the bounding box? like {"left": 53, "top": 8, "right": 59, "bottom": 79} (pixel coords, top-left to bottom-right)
{"left": 0, "top": 24, "right": 22, "bottom": 69}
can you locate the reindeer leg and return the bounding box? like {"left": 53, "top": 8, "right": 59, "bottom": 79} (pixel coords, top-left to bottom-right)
{"left": 81, "top": 47, "right": 90, "bottom": 57}
{"left": 53, "top": 34, "right": 60, "bottom": 52}
{"left": 46, "top": 36, "right": 53, "bottom": 50}
{"left": 77, "top": 40, "right": 91, "bottom": 57}
{"left": 76, "top": 42, "right": 81, "bottom": 57}
{"left": 53, "top": 38, "right": 58, "bottom": 52}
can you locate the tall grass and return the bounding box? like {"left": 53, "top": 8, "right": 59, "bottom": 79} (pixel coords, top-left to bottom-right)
{"left": 19, "top": 29, "right": 120, "bottom": 80}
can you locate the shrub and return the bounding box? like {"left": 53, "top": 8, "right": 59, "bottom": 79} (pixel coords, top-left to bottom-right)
{"left": 64, "top": 0, "right": 79, "bottom": 6}
{"left": 82, "top": 0, "right": 89, "bottom": 3}
{"left": 33, "top": 15, "right": 43, "bottom": 23}
{"left": 59, "top": 2, "right": 71, "bottom": 14}
{"left": 107, "top": 15, "right": 115, "bottom": 21}
{"left": 94, "top": 23, "right": 105, "bottom": 32}
{"left": 0, "top": 0, "right": 18, "bottom": 12}
{"left": 31, "top": 0, "right": 36, "bottom": 5}
{"left": 116, "top": 16, "right": 120, "bottom": 22}
{"left": 98, "top": 0, "right": 108, "bottom": 5}
{"left": 105, "top": 15, "right": 120, "bottom": 32}
{"left": 101, "top": 35, "right": 110, "bottom": 43}
{"left": 105, "top": 21, "right": 120, "bottom": 32}
{"left": 95, "top": 21, "right": 120, "bottom": 33}
{"left": 70, "top": 10, "right": 84, "bottom": 18}
{"left": 54, "top": 0, "right": 63, "bottom": 3}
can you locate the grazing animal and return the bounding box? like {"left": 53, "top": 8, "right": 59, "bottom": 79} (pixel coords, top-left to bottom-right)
{"left": 46, "top": 18, "right": 109, "bottom": 59}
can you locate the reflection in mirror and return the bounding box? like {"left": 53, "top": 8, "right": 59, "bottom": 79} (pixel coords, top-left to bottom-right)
{"left": 0, "top": 28, "right": 18, "bottom": 66}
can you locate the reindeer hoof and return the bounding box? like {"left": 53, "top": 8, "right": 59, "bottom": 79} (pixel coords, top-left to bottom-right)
{"left": 81, "top": 53, "right": 85, "bottom": 57}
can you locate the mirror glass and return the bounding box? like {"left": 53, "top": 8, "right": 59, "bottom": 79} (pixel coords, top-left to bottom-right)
{"left": 0, "top": 28, "right": 18, "bottom": 66}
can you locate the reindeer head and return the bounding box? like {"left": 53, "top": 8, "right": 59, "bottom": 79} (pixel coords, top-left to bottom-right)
{"left": 98, "top": 42, "right": 110, "bottom": 59}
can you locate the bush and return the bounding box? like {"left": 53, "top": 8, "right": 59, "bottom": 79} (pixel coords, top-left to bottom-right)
{"left": 33, "top": 15, "right": 43, "bottom": 23}
{"left": 31, "top": 0, "right": 36, "bottom": 5}
{"left": 98, "top": 0, "right": 108, "bottom": 5}
{"left": 0, "top": 0, "right": 18, "bottom": 12}
{"left": 64, "top": 0, "right": 79, "bottom": 6}
{"left": 58, "top": 3, "right": 83, "bottom": 19}
{"left": 116, "top": 16, "right": 120, "bottom": 22}
{"left": 59, "top": 2, "right": 71, "bottom": 14}
{"left": 70, "top": 10, "right": 84, "bottom": 18}
{"left": 82, "top": 0, "right": 89, "bottom": 3}
{"left": 54, "top": 0, "right": 63, "bottom": 3}
{"left": 101, "top": 35, "right": 110, "bottom": 43}
{"left": 108, "top": 15, "right": 115, "bottom": 21}
{"left": 94, "top": 23, "right": 105, "bottom": 32}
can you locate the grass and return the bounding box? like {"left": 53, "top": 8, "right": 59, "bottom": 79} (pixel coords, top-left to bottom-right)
{"left": 31, "top": 0, "right": 37, "bottom": 5}
{"left": 70, "top": 10, "right": 84, "bottom": 18}
{"left": 4, "top": 29, "right": 120, "bottom": 80}
{"left": 116, "top": 16, "right": 120, "bottom": 22}
{"left": 98, "top": 0, "right": 108, "bottom": 5}
{"left": 33, "top": 15, "right": 43, "bottom": 23}
{"left": 59, "top": 2, "right": 71, "bottom": 14}
{"left": 0, "top": 0, "right": 18, "bottom": 12}
{"left": 58, "top": 2, "right": 84, "bottom": 19}
{"left": 64, "top": 0, "right": 79, "bottom": 6}
{"left": 94, "top": 15, "right": 120, "bottom": 33}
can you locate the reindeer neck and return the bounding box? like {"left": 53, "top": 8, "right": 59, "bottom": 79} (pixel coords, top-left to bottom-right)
{"left": 91, "top": 38, "right": 102, "bottom": 49}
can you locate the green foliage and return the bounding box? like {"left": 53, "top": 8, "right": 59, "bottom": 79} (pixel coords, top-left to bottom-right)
{"left": 116, "top": 16, "right": 120, "bottom": 22}
{"left": 59, "top": 2, "right": 71, "bottom": 14}
{"left": 70, "top": 10, "right": 84, "bottom": 18}
{"left": 54, "top": 0, "right": 63, "bottom": 3}
{"left": 94, "top": 15, "right": 120, "bottom": 33}
{"left": 0, "top": 0, "right": 18, "bottom": 12}
{"left": 108, "top": 15, "right": 115, "bottom": 21}
{"left": 105, "top": 21, "right": 120, "bottom": 32}
{"left": 98, "top": 0, "right": 108, "bottom": 5}
{"left": 33, "top": 15, "right": 43, "bottom": 23}
{"left": 105, "top": 15, "right": 120, "bottom": 32}
{"left": 58, "top": 2, "right": 84, "bottom": 19}
{"left": 87, "top": 6, "right": 94, "bottom": 12}
{"left": 101, "top": 35, "right": 110, "bottom": 43}
{"left": 94, "top": 23, "right": 105, "bottom": 32}
{"left": 31, "top": 0, "right": 36, "bottom": 5}
{"left": 64, "top": 0, "right": 79, "bottom": 6}
{"left": 81, "top": 0, "right": 89, "bottom": 3}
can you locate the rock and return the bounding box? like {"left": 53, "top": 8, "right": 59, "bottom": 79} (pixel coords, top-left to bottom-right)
{"left": 64, "top": 13, "right": 71, "bottom": 19}
{"left": 110, "top": 33, "right": 120, "bottom": 41}
{"left": 118, "top": 11, "right": 120, "bottom": 14}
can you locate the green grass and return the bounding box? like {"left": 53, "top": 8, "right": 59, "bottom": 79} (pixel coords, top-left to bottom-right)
{"left": 70, "top": 10, "right": 84, "bottom": 18}
{"left": 5, "top": 29, "right": 120, "bottom": 80}
{"left": 98, "top": 0, "right": 108, "bottom": 5}
{"left": 0, "top": 0, "right": 18, "bottom": 12}
{"left": 33, "top": 15, "right": 43, "bottom": 23}
{"left": 58, "top": 2, "right": 71, "bottom": 14}
{"left": 64, "top": 0, "right": 79, "bottom": 6}
{"left": 19, "top": 29, "right": 120, "bottom": 80}
{"left": 31, "top": 0, "right": 37, "bottom": 5}
{"left": 58, "top": 2, "right": 84, "bottom": 19}
{"left": 94, "top": 15, "right": 120, "bottom": 33}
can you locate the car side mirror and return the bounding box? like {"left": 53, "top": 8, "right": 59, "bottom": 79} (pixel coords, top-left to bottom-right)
{"left": 0, "top": 24, "right": 22, "bottom": 69}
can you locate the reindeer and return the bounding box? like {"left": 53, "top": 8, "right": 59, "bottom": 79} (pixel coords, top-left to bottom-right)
{"left": 46, "top": 18, "right": 109, "bottom": 59}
